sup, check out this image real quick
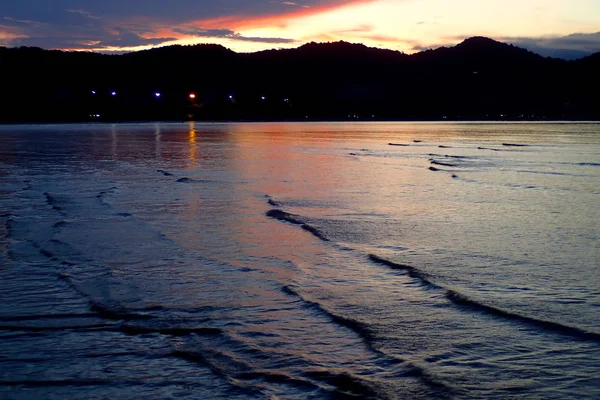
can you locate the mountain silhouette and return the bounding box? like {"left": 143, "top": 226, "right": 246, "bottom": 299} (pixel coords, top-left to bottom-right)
{"left": 0, "top": 37, "right": 598, "bottom": 122}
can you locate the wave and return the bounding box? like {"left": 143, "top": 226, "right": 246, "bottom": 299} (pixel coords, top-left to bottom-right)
{"left": 95, "top": 186, "right": 118, "bottom": 200}
{"left": 388, "top": 143, "right": 410, "bottom": 147}
{"left": 43, "top": 192, "right": 64, "bottom": 212}
{"left": 0, "top": 313, "right": 225, "bottom": 339}
{"left": 0, "top": 376, "right": 229, "bottom": 390}
{"left": 121, "top": 320, "right": 222, "bottom": 337}
{"left": 0, "top": 313, "right": 125, "bottom": 333}
{"left": 265, "top": 196, "right": 345, "bottom": 210}
{"left": 428, "top": 154, "right": 469, "bottom": 159}
{"left": 266, "top": 209, "right": 307, "bottom": 225}
{"left": 368, "top": 255, "right": 441, "bottom": 290}
{"left": 370, "top": 254, "right": 600, "bottom": 341}
{"left": 157, "top": 169, "right": 174, "bottom": 176}
{"left": 401, "top": 363, "right": 459, "bottom": 397}
{"left": 368, "top": 256, "right": 600, "bottom": 343}
{"left": 57, "top": 269, "right": 157, "bottom": 321}
{"left": 172, "top": 334, "right": 366, "bottom": 397}
{"left": 0, "top": 378, "right": 132, "bottom": 388}
{"left": 300, "top": 224, "right": 329, "bottom": 242}
{"left": 445, "top": 290, "right": 600, "bottom": 342}
{"left": 281, "top": 285, "right": 377, "bottom": 346}
{"left": 502, "top": 143, "right": 529, "bottom": 147}
{"left": 430, "top": 160, "right": 458, "bottom": 167}
{"left": 264, "top": 195, "right": 282, "bottom": 207}
{"left": 173, "top": 347, "right": 352, "bottom": 397}
{"left": 514, "top": 169, "right": 583, "bottom": 177}
{"left": 52, "top": 220, "right": 69, "bottom": 229}
{"left": 176, "top": 177, "right": 221, "bottom": 184}
{"left": 171, "top": 349, "right": 265, "bottom": 396}
{"left": 303, "top": 370, "right": 379, "bottom": 399}
{"left": 0, "top": 322, "right": 116, "bottom": 332}
{"left": 0, "top": 313, "right": 99, "bottom": 322}
{"left": 477, "top": 147, "right": 500, "bottom": 151}
{"left": 281, "top": 285, "right": 457, "bottom": 397}
{"left": 266, "top": 209, "right": 329, "bottom": 242}
{"left": 238, "top": 371, "right": 326, "bottom": 394}
{"left": 266, "top": 208, "right": 600, "bottom": 344}
{"left": 88, "top": 300, "right": 156, "bottom": 321}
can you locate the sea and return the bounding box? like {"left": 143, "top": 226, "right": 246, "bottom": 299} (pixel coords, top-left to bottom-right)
{"left": 0, "top": 122, "right": 598, "bottom": 399}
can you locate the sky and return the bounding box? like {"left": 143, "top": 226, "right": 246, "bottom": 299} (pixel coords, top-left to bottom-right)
{"left": 1, "top": 0, "right": 599, "bottom": 59}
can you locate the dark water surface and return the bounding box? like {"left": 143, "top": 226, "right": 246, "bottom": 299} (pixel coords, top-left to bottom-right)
{"left": 1, "top": 122, "right": 599, "bottom": 399}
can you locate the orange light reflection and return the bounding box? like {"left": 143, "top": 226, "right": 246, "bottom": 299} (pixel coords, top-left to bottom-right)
{"left": 188, "top": 122, "right": 198, "bottom": 166}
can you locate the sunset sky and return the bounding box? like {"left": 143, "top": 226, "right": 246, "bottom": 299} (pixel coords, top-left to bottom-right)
{"left": 1, "top": 0, "right": 599, "bottom": 58}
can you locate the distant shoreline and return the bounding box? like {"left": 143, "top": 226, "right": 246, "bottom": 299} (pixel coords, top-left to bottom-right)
{"left": 2, "top": 119, "right": 599, "bottom": 127}
{"left": 2, "top": 38, "right": 599, "bottom": 124}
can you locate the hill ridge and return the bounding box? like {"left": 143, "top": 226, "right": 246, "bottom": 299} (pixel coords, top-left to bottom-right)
{"left": 0, "top": 37, "right": 598, "bottom": 122}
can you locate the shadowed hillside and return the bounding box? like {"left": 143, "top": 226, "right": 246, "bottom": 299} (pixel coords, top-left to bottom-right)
{"left": 0, "top": 37, "right": 598, "bottom": 122}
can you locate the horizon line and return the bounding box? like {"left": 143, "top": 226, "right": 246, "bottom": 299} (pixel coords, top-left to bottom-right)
{"left": 2, "top": 36, "right": 597, "bottom": 60}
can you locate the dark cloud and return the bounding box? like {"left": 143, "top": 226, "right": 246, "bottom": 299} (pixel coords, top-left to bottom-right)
{"left": 501, "top": 32, "right": 600, "bottom": 59}
{"left": 1, "top": 12, "right": 176, "bottom": 49}
{"left": 172, "top": 26, "right": 294, "bottom": 43}
{"left": 229, "top": 34, "right": 295, "bottom": 43}
{"left": 0, "top": 0, "right": 358, "bottom": 50}
{"left": 172, "top": 27, "right": 237, "bottom": 38}
{"left": 411, "top": 45, "right": 435, "bottom": 52}
{"left": 7, "top": 33, "right": 178, "bottom": 50}
{"left": 97, "top": 32, "right": 177, "bottom": 48}
{"left": 0, "top": 1, "right": 364, "bottom": 26}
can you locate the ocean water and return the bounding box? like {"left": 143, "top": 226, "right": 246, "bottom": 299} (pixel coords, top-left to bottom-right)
{"left": 0, "top": 122, "right": 599, "bottom": 399}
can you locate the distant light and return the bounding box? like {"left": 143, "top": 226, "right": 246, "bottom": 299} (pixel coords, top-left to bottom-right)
{"left": 189, "top": 93, "right": 196, "bottom": 99}
{"left": 96, "top": 114, "right": 101, "bottom": 118}
{"left": 91, "top": 90, "right": 96, "bottom": 95}
{"left": 229, "top": 95, "right": 233, "bottom": 99}
{"left": 155, "top": 92, "right": 161, "bottom": 98}
{"left": 261, "top": 96, "right": 266, "bottom": 100}
{"left": 111, "top": 91, "right": 117, "bottom": 96}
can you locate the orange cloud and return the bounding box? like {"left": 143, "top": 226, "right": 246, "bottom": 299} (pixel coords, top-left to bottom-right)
{"left": 359, "top": 34, "right": 401, "bottom": 43}
{"left": 0, "top": 25, "right": 27, "bottom": 41}
{"left": 197, "top": 0, "right": 377, "bottom": 30}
